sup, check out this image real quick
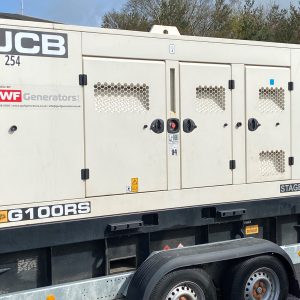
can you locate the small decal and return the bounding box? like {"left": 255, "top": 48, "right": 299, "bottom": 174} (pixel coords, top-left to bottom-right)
{"left": 245, "top": 225, "right": 259, "bottom": 235}
{"left": 0, "top": 89, "right": 22, "bottom": 102}
{"left": 170, "top": 145, "right": 179, "bottom": 156}
{"left": 131, "top": 178, "right": 139, "bottom": 193}
{"left": 270, "top": 79, "right": 275, "bottom": 86}
{"left": 280, "top": 183, "right": 300, "bottom": 193}
{"left": 169, "top": 133, "right": 179, "bottom": 145}
{"left": 17, "top": 258, "right": 37, "bottom": 274}
{"left": 169, "top": 44, "right": 176, "bottom": 54}
{"left": 0, "top": 88, "right": 81, "bottom": 109}
{"left": 170, "top": 146, "right": 178, "bottom": 156}
{"left": 0, "top": 211, "right": 8, "bottom": 223}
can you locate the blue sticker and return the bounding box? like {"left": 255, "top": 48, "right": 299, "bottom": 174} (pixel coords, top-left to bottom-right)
{"left": 270, "top": 79, "right": 275, "bottom": 86}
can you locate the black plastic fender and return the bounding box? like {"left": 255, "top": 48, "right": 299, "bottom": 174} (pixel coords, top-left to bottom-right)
{"left": 126, "top": 238, "right": 300, "bottom": 300}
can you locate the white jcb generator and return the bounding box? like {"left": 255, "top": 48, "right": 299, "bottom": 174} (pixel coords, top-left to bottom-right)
{"left": 0, "top": 15, "right": 299, "bottom": 300}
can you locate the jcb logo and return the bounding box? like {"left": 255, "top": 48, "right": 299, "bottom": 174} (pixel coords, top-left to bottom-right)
{"left": 0, "top": 90, "right": 22, "bottom": 102}
{"left": 0, "top": 29, "right": 68, "bottom": 58}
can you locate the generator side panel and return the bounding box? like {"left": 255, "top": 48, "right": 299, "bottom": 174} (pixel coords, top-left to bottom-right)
{"left": 0, "top": 25, "right": 85, "bottom": 206}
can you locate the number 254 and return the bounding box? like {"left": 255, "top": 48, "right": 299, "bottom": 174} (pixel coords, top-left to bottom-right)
{"left": 5, "top": 55, "right": 21, "bottom": 66}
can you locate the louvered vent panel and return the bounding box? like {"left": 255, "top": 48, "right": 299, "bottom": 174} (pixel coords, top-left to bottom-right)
{"left": 196, "top": 86, "right": 226, "bottom": 113}
{"left": 259, "top": 87, "right": 285, "bottom": 113}
{"left": 94, "top": 82, "right": 150, "bottom": 113}
{"left": 259, "top": 150, "right": 285, "bottom": 176}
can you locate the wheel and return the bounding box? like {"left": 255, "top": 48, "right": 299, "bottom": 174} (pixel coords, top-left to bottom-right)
{"left": 224, "top": 255, "right": 289, "bottom": 300}
{"left": 149, "top": 268, "right": 217, "bottom": 300}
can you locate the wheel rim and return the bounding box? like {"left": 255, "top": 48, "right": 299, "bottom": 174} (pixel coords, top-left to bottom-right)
{"left": 165, "top": 281, "right": 205, "bottom": 300}
{"left": 244, "top": 267, "right": 280, "bottom": 300}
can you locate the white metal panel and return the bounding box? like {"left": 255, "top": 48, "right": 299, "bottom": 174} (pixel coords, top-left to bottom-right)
{"left": 0, "top": 30, "right": 85, "bottom": 205}
{"left": 246, "top": 66, "right": 291, "bottom": 183}
{"left": 3, "top": 177, "right": 300, "bottom": 228}
{"left": 82, "top": 32, "right": 291, "bottom": 67}
{"left": 84, "top": 58, "right": 167, "bottom": 197}
{"left": 180, "top": 63, "right": 232, "bottom": 188}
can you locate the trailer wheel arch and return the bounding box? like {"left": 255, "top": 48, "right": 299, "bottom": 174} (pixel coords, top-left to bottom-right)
{"left": 126, "top": 238, "right": 300, "bottom": 300}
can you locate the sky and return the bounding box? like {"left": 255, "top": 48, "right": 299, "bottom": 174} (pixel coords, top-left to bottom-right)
{"left": 0, "top": 0, "right": 127, "bottom": 27}
{"left": 0, "top": 0, "right": 295, "bottom": 27}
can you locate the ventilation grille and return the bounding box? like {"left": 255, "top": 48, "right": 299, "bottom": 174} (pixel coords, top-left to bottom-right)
{"left": 260, "top": 150, "right": 285, "bottom": 176}
{"left": 259, "top": 87, "right": 285, "bottom": 112}
{"left": 94, "top": 83, "right": 150, "bottom": 113}
{"left": 196, "top": 86, "right": 226, "bottom": 113}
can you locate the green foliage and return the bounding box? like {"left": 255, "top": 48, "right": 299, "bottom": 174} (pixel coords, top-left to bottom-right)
{"left": 102, "top": 10, "right": 149, "bottom": 31}
{"left": 230, "top": 0, "right": 268, "bottom": 41}
{"left": 102, "top": 0, "right": 300, "bottom": 44}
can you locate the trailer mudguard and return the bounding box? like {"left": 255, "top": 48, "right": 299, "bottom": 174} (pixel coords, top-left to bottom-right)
{"left": 126, "top": 238, "right": 300, "bottom": 300}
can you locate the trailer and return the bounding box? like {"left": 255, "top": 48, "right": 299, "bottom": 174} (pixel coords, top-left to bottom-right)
{"left": 0, "top": 16, "right": 300, "bottom": 300}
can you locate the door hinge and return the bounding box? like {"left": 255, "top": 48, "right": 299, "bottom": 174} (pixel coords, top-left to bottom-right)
{"left": 81, "top": 169, "right": 90, "bottom": 180}
{"left": 229, "top": 160, "right": 236, "bottom": 170}
{"left": 79, "top": 74, "right": 87, "bottom": 86}
{"left": 288, "top": 82, "right": 294, "bottom": 91}
{"left": 289, "top": 157, "right": 295, "bottom": 166}
{"left": 229, "top": 80, "right": 235, "bottom": 90}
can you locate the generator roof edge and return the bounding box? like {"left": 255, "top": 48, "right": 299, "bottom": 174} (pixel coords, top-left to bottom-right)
{"left": 0, "top": 17, "right": 299, "bottom": 50}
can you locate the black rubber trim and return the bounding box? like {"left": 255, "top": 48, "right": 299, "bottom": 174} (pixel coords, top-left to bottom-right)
{"left": 2, "top": 196, "right": 300, "bottom": 255}
{"left": 126, "top": 238, "right": 300, "bottom": 300}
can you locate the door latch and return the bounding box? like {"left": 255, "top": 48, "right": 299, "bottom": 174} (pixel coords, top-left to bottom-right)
{"left": 151, "top": 119, "right": 164, "bottom": 134}
{"left": 248, "top": 118, "right": 261, "bottom": 132}
{"left": 183, "top": 119, "right": 197, "bottom": 133}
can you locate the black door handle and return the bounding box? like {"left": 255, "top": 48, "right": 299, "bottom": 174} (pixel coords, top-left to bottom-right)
{"left": 248, "top": 118, "right": 261, "bottom": 132}
{"left": 150, "top": 119, "right": 164, "bottom": 134}
{"left": 183, "top": 119, "right": 197, "bottom": 133}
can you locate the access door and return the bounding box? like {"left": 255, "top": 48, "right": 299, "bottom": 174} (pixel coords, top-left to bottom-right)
{"left": 0, "top": 30, "right": 85, "bottom": 206}
{"left": 180, "top": 63, "right": 233, "bottom": 188}
{"left": 84, "top": 58, "right": 167, "bottom": 197}
{"left": 246, "top": 66, "right": 291, "bottom": 183}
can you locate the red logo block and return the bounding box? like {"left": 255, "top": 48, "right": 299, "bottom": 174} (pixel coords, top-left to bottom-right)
{"left": 0, "top": 90, "right": 22, "bottom": 102}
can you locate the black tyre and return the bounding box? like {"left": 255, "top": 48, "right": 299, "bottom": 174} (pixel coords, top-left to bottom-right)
{"left": 224, "top": 255, "right": 289, "bottom": 300}
{"left": 150, "top": 268, "right": 217, "bottom": 300}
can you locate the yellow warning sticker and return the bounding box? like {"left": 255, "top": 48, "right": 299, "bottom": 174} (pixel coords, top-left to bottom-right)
{"left": 245, "top": 225, "right": 259, "bottom": 235}
{"left": 0, "top": 211, "right": 8, "bottom": 223}
{"left": 131, "top": 178, "right": 139, "bottom": 193}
